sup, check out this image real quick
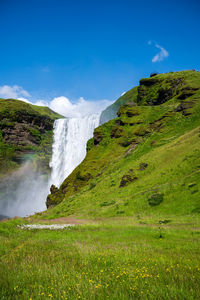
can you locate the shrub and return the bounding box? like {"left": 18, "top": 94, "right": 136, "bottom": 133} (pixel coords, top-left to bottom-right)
{"left": 148, "top": 193, "right": 164, "bottom": 206}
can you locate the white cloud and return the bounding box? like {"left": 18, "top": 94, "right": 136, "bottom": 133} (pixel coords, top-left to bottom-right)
{"left": 0, "top": 85, "right": 30, "bottom": 99}
{"left": 151, "top": 43, "right": 169, "bottom": 63}
{"left": 0, "top": 85, "right": 113, "bottom": 117}
{"left": 34, "top": 100, "right": 49, "bottom": 107}
{"left": 49, "top": 96, "right": 112, "bottom": 118}
{"left": 17, "top": 97, "right": 31, "bottom": 104}
{"left": 148, "top": 41, "right": 169, "bottom": 63}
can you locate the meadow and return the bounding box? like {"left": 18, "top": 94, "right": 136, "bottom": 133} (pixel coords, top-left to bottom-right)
{"left": 0, "top": 216, "right": 200, "bottom": 300}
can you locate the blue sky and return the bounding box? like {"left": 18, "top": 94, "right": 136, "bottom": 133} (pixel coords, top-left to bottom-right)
{"left": 0, "top": 0, "right": 199, "bottom": 106}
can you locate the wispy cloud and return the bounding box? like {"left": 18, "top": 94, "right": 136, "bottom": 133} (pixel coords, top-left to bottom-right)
{"left": 148, "top": 41, "right": 169, "bottom": 63}
{"left": 0, "top": 85, "right": 30, "bottom": 99}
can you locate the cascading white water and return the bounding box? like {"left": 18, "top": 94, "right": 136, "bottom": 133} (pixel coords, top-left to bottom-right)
{"left": 50, "top": 114, "right": 100, "bottom": 187}
{"left": 0, "top": 113, "right": 100, "bottom": 218}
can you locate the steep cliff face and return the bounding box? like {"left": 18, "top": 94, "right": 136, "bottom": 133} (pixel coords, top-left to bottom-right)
{"left": 45, "top": 70, "right": 200, "bottom": 218}
{"left": 0, "top": 99, "right": 62, "bottom": 177}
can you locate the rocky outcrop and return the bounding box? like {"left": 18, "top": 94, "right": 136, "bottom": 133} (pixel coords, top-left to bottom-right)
{"left": 139, "top": 163, "right": 148, "bottom": 171}
{"left": 0, "top": 111, "right": 53, "bottom": 146}
{"left": 119, "top": 174, "right": 138, "bottom": 187}
{"left": 137, "top": 76, "right": 185, "bottom": 105}
{"left": 93, "top": 128, "right": 103, "bottom": 145}
{"left": 46, "top": 184, "right": 65, "bottom": 208}
{"left": 0, "top": 99, "right": 61, "bottom": 177}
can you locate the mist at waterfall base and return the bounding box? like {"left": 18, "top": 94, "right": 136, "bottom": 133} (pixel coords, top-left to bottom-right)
{"left": 0, "top": 162, "right": 48, "bottom": 218}
{"left": 0, "top": 98, "right": 106, "bottom": 218}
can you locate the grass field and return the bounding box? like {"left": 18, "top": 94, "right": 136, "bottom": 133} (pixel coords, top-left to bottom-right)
{"left": 0, "top": 216, "right": 200, "bottom": 300}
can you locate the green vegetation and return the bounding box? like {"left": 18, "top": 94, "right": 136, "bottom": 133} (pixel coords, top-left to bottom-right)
{"left": 1, "top": 70, "right": 200, "bottom": 299}
{"left": 46, "top": 70, "right": 200, "bottom": 218}
{"left": 0, "top": 217, "right": 200, "bottom": 299}
{"left": 0, "top": 98, "right": 62, "bottom": 120}
{"left": 0, "top": 98, "right": 62, "bottom": 177}
{"left": 99, "top": 87, "right": 138, "bottom": 124}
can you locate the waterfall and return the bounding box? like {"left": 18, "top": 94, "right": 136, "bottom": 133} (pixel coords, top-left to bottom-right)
{"left": 0, "top": 113, "right": 99, "bottom": 218}
{"left": 49, "top": 114, "right": 100, "bottom": 188}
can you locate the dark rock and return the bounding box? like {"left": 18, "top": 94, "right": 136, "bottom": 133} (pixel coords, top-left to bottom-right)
{"left": 134, "top": 126, "right": 150, "bottom": 136}
{"left": 76, "top": 170, "right": 92, "bottom": 181}
{"left": 126, "top": 109, "right": 139, "bottom": 117}
{"left": 177, "top": 87, "right": 198, "bottom": 100}
{"left": 120, "top": 137, "right": 138, "bottom": 147}
{"left": 93, "top": 129, "right": 103, "bottom": 145}
{"left": 156, "top": 87, "right": 173, "bottom": 104}
{"left": 175, "top": 101, "right": 194, "bottom": 115}
{"left": 110, "top": 126, "right": 124, "bottom": 138}
{"left": 46, "top": 185, "right": 65, "bottom": 208}
{"left": 119, "top": 174, "right": 138, "bottom": 187}
{"left": 115, "top": 119, "right": 126, "bottom": 126}
{"left": 150, "top": 72, "right": 159, "bottom": 77}
{"left": 191, "top": 190, "right": 198, "bottom": 194}
{"left": 139, "top": 163, "right": 148, "bottom": 170}
{"left": 0, "top": 111, "right": 54, "bottom": 147}
{"left": 50, "top": 184, "right": 59, "bottom": 194}
{"left": 139, "top": 78, "right": 158, "bottom": 87}
{"left": 115, "top": 119, "right": 122, "bottom": 126}
{"left": 137, "top": 77, "right": 184, "bottom": 105}
{"left": 158, "top": 219, "right": 171, "bottom": 224}
{"left": 188, "top": 183, "right": 196, "bottom": 188}
{"left": 149, "top": 113, "right": 173, "bottom": 132}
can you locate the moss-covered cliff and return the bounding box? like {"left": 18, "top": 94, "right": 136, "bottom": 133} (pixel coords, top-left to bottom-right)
{"left": 45, "top": 70, "right": 200, "bottom": 218}
{"left": 0, "top": 98, "right": 62, "bottom": 178}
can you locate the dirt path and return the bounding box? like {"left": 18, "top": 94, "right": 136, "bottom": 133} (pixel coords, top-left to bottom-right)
{"left": 37, "top": 217, "right": 90, "bottom": 225}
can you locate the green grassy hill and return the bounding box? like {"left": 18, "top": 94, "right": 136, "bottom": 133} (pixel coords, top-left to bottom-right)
{"left": 45, "top": 70, "right": 200, "bottom": 219}
{"left": 1, "top": 71, "right": 200, "bottom": 300}
{"left": 0, "top": 98, "right": 62, "bottom": 177}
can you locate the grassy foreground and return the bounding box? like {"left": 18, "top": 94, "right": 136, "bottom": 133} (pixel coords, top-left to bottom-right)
{"left": 0, "top": 217, "right": 200, "bottom": 300}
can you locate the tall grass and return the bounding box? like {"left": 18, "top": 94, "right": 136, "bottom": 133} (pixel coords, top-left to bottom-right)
{"left": 0, "top": 218, "right": 200, "bottom": 299}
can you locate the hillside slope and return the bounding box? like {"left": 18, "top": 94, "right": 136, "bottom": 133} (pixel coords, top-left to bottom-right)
{"left": 0, "top": 98, "right": 62, "bottom": 177}
{"left": 45, "top": 70, "right": 200, "bottom": 218}
{"left": 99, "top": 86, "right": 138, "bottom": 124}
